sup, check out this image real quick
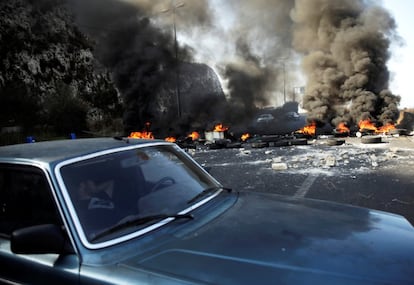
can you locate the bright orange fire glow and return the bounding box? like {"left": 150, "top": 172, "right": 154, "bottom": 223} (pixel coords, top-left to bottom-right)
{"left": 213, "top": 123, "right": 229, "bottom": 132}
{"left": 165, "top": 137, "right": 176, "bottom": 142}
{"left": 241, "top": 133, "right": 250, "bottom": 141}
{"left": 128, "top": 122, "right": 154, "bottom": 139}
{"left": 358, "top": 119, "right": 377, "bottom": 131}
{"left": 377, "top": 123, "right": 396, "bottom": 134}
{"left": 297, "top": 122, "right": 316, "bottom": 136}
{"left": 188, "top": 131, "right": 200, "bottom": 141}
{"left": 358, "top": 119, "right": 396, "bottom": 134}
{"left": 336, "top": 122, "right": 350, "bottom": 133}
{"left": 128, "top": 131, "right": 154, "bottom": 139}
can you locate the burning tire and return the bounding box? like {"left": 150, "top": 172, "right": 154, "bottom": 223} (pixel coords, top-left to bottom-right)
{"left": 361, "top": 136, "right": 382, "bottom": 144}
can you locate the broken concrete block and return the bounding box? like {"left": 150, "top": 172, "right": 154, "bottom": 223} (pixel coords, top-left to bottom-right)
{"left": 272, "top": 157, "right": 283, "bottom": 163}
{"left": 325, "top": 155, "right": 336, "bottom": 167}
{"left": 272, "top": 162, "right": 288, "bottom": 170}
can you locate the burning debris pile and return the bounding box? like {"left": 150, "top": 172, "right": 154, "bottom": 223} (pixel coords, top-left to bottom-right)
{"left": 126, "top": 115, "right": 412, "bottom": 152}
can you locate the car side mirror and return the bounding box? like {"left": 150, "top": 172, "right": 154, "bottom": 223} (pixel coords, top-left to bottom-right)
{"left": 11, "top": 224, "right": 73, "bottom": 254}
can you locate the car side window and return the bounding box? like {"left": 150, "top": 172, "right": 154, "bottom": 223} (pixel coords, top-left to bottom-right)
{"left": 0, "top": 165, "right": 61, "bottom": 237}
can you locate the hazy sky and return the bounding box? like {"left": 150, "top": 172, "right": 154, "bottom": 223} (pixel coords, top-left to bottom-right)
{"left": 180, "top": 0, "right": 414, "bottom": 109}
{"left": 382, "top": 0, "right": 414, "bottom": 108}
{"left": 161, "top": 0, "right": 412, "bottom": 109}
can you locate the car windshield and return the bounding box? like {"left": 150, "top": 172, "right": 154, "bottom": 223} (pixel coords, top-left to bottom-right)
{"left": 59, "top": 144, "right": 220, "bottom": 242}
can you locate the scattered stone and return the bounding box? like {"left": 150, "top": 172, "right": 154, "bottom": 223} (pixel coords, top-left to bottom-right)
{"left": 240, "top": 149, "right": 251, "bottom": 155}
{"left": 325, "top": 155, "right": 336, "bottom": 167}
{"left": 370, "top": 154, "right": 378, "bottom": 167}
{"left": 272, "top": 157, "right": 283, "bottom": 163}
{"left": 187, "top": 149, "right": 196, "bottom": 156}
{"left": 272, "top": 162, "right": 288, "bottom": 170}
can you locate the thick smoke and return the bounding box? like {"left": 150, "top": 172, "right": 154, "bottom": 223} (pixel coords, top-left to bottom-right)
{"left": 216, "top": 0, "right": 296, "bottom": 125}
{"left": 68, "top": 0, "right": 401, "bottom": 134}
{"left": 68, "top": 0, "right": 193, "bottom": 133}
{"left": 223, "top": 39, "right": 273, "bottom": 124}
{"left": 291, "top": 0, "right": 400, "bottom": 126}
{"left": 121, "top": 0, "right": 213, "bottom": 27}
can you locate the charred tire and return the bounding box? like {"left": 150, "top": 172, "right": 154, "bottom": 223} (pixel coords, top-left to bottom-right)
{"left": 260, "top": 135, "right": 282, "bottom": 142}
{"left": 214, "top": 139, "right": 230, "bottom": 147}
{"left": 389, "top": 128, "right": 408, "bottom": 136}
{"left": 269, "top": 140, "right": 290, "bottom": 147}
{"left": 207, "top": 143, "right": 223, "bottom": 150}
{"left": 226, "top": 142, "right": 242, "bottom": 148}
{"left": 290, "top": 138, "right": 308, "bottom": 146}
{"left": 361, "top": 136, "right": 382, "bottom": 144}
{"left": 251, "top": 142, "right": 268, "bottom": 148}
{"left": 327, "top": 138, "right": 345, "bottom": 146}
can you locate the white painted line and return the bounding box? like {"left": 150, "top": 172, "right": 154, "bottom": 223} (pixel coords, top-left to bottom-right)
{"left": 294, "top": 174, "right": 318, "bottom": 198}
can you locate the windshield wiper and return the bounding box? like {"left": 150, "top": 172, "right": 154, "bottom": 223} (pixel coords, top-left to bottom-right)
{"left": 91, "top": 213, "right": 193, "bottom": 242}
{"left": 187, "top": 186, "right": 231, "bottom": 205}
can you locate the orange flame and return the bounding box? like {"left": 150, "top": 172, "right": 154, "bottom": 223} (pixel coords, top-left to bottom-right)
{"left": 336, "top": 122, "right": 350, "bottom": 134}
{"left": 128, "top": 122, "right": 154, "bottom": 139}
{"left": 358, "top": 119, "right": 377, "bottom": 131}
{"left": 377, "top": 123, "right": 396, "bottom": 134}
{"left": 358, "top": 119, "right": 396, "bottom": 134}
{"left": 165, "top": 137, "right": 176, "bottom": 142}
{"left": 213, "top": 123, "right": 229, "bottom": 132}
{"left": 188, "top": 131, "right": 200, "bottom": 141}
{"left": 297, "top": 122, "right": 316, "bottom": 136}
{"left": 241, "top": 133, "right": 250, "bottom": 141}
{"left": 128, "top": 131, "right": 154, "bottom": 139}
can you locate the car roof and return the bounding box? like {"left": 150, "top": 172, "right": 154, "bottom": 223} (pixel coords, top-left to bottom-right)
{"left": 0, "top": 137, "right": 164, "bottom": 165}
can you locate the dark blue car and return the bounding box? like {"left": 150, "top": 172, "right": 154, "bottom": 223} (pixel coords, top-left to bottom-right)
{"left": 0, "top": 138, "right": 413, "bottom": 284}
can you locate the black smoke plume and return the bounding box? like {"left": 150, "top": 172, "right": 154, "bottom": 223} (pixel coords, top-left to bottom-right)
{"left": 223, "top": 39, "right": 273, "bottom": 124}
{"left": 68, "top": 0, "right": 192, "bottom": 133}
{"left": 68, "top": 0, "right": 401, "bottom": 135}
{"left": 291, "top": 0, "right": 400, "bottom": 126}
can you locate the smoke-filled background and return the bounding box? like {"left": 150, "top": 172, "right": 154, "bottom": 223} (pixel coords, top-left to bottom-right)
{"left": 291, "top": 0, "right": 400, "bottom": 126}
{"left": 68, "top": 0, "right": 400, "bottom": 132}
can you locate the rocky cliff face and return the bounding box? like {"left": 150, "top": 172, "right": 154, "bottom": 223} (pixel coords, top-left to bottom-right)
{"left": 151, "top": 62, "right": 227, "bottom": 135}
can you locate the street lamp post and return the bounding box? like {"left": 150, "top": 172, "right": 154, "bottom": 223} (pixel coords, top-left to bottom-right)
{"left": 161, "top": 0, "right": 184, "bottom": 118}
{"left": 274, "top": 58, "right": 287, "bottom": 104}
{"left": 282, "top": 61, "right": 286, "bottom": 104}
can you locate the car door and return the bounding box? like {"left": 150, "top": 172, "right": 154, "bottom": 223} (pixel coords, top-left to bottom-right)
{"left": 0, "top": 164, "right": 80, "bottom": 284}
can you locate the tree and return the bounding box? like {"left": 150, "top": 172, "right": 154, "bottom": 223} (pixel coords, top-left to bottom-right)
{"left": 43, "top": 81, "right": 88, "bottom": 134}
{"left": 0, "top": 0, "right": 121, "bottom": 135}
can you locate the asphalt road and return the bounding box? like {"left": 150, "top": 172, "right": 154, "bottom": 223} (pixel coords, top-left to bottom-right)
{"left": 189, "top": 135, "right": 414, "bottom": 226}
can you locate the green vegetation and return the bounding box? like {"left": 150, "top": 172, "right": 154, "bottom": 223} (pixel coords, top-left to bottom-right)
{"left": 0, "top": 0, "right": 122, "bottom": 145}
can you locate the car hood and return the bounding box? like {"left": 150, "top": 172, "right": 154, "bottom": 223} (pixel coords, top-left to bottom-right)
{"left": 121, "top": 192, "right": 414, "bottom": 284}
